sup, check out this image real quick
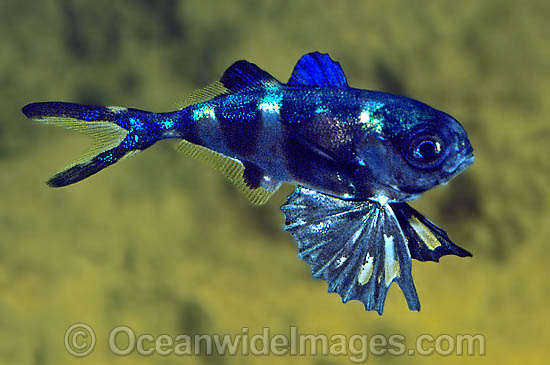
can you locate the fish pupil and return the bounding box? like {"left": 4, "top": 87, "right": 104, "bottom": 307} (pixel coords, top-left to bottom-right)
{"left": 415, "top": 140, "right": 439, "bottom": 160}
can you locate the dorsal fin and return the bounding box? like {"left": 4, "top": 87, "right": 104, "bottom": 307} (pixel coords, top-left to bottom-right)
{"left": 178, "top": 81, "right": 230, "bottom": 109}
{"left": 177, "top": 60, "right": 279, "bottom": 109}
{"left": 287, "top": 52, "right": 349, "bottom": 88}
{"left": 220, "top": 60, "right": 280, "bottom": 92}
{"left": 176, "top": 139, "right": 275, "bottom": 205}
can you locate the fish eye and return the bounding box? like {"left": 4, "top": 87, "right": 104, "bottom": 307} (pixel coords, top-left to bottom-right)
{"left": 405, "top": 134, "right": 445, "bottom": 169}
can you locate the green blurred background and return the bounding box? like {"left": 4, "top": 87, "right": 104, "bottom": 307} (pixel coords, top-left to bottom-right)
{"left": 1, "top": 0, "right": 549, "bottom": 364}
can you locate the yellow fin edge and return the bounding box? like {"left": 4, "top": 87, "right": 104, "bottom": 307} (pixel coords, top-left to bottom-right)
{"left": 409, "top": 216, "right": 442, "bottom": 250}
{"left": 34, "top": 116, "right": 129, "bottom": 169}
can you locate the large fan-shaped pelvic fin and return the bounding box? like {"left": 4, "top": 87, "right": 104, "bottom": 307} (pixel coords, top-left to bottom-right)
{"left": 281, "top": 187, "right": 420, "bottom": 315}
{"left": 390, "top": 202, "right": 472, "bottom": 262}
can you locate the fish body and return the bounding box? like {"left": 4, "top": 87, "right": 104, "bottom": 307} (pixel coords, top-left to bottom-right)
{"left": 22, "top": 52, "right": 474, "bottom": 314}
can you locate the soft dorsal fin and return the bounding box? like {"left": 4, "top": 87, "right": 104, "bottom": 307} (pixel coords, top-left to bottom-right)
{"left": 287, "top": 52, "right": 349, "bottom": 88}
{"left": 176, "top": 139, "right": 275, "bottom": 205}
{"left": 220, "top": 60, "right": 280, "bottom": 92}
{"left": 178, "top": 81, "right": 230, "bottom": 109}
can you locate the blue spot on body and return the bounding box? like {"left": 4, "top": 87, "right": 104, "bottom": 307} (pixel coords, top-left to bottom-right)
{"left": 128, "top": 117, "right": 146, "bottom": 131}
{"left": 80, "top": 109, "right": 101, "bottom": 121}
{"left": 160, "top": 119, "right": 175, "bottom": 129}
{"left": 98, "top": 153, "right": 115, "bottom": 163}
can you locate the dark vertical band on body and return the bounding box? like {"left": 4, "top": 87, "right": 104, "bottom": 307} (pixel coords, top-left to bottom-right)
{"left": 218, "top": 98, "right": 263, "bottom": 157}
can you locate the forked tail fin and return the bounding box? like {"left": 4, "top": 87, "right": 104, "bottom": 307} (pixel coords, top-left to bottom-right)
{"left": 22, "top": 102, "right": 153, "bottom": 187}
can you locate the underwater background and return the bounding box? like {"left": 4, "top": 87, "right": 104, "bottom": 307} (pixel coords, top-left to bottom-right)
{"left": 1, "top": 0, "right": 548, "bottom": 364}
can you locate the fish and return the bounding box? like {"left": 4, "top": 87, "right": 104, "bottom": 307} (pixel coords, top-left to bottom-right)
{"left": 22, "top": 52, "right": 474, "bottom": 314}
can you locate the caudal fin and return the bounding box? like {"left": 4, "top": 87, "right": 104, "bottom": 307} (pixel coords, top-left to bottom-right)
{"left": 22, "top": 102, "right": 142, "bottom": 187}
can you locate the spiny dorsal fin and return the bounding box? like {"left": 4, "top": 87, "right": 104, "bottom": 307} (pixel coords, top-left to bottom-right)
{"left": 178, "top": 60, "right": 279, "bottom": 109}
{"left": 220, "top": 60, "right": 280, "bottom": 92}
{"left": 176, "top": 140, "right": 275, "bottom": 205}
{"left": 287, "top": 52, "right": 349, "bottom": 88}
{"left": 178, "top": 81, "right": 230, "bottom": 109}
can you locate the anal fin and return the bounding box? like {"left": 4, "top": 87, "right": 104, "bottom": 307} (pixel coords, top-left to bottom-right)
{"left": 176, "top": 140, "right": 275, "bottom": 205}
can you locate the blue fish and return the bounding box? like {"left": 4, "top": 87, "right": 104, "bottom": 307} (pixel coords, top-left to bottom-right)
{"left": 22, "top": 52, "right": 474, "bottom": 314}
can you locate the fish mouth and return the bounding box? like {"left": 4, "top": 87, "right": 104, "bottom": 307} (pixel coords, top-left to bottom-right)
{"left": 437, "top": 153, "right": 474, "bottom": 187}
{"left": 399, "top": 153, "right": 475, "bottom": 195}
{"left": 447, "top": 153, "right": 474, "bottom": 179}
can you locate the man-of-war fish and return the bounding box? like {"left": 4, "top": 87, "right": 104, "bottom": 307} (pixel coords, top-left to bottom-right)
{"left": 22, "top": 52, "right": 474, "bottom": 314}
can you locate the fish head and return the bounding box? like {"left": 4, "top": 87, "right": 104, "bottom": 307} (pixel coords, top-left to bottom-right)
{"left": 352, "top": 99, "right": 474, "bottom": 202}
